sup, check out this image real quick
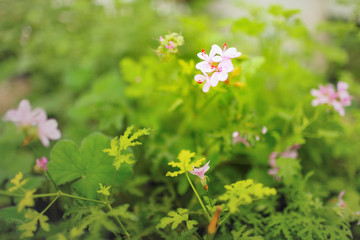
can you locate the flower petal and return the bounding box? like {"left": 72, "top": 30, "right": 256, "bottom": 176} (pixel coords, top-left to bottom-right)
{"left": 209, "top": 44, "right": 222, "bottom": 58}
{"left": 202, "top": 81, "right": 211, "bottom": 93}
{"left": 196, "top": 61, "right": 213, "bottom": 73}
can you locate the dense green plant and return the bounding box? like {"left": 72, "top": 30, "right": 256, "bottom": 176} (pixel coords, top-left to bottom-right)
{"left": 1, "top": 0, "right": 360, "bottom": 239}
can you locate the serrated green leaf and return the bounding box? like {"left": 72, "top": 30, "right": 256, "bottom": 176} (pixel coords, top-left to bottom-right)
{"left": 18, "top": 189, "right": 35, "bottom": 212}
{"left": 156, "top": 208, "right": 197, "bottom": 230}
{"left": 276, "top": 158, "right": 301, "bottom": 185}
{"left": 107, "top": 204, "right": 138, "bottom": 221}
{"left": 219, "top": 179, "right": 276, "bottom": 213}
{"left": 103, "top": 126, "right": 150, "bottom": 170}
{"left": 18, "top": 209, "right": 50, "bottom": 238}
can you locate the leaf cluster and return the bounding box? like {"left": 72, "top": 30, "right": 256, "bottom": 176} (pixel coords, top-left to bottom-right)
{"left": 219, "top": 179, "right": 277, "bottom": 213}
{"left": 103, "top": 125, "right": 150, "bottom": 170}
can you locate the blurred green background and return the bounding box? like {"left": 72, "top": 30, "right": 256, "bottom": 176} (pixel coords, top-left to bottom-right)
{"left": 1, "top": 0, "right": 360, "bottom": 239}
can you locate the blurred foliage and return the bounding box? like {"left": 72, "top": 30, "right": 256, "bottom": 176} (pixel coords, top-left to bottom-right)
{"left": 0, "top": 0, "right": 360, "bottom": 239}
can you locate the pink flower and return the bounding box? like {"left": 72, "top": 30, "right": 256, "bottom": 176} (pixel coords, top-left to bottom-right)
{"left": 3, "top": 99, "right": 45, "bottom": 127}
{"left": 194, "top": 72, "right": 211, "bottom": 93}
{"left": 190, "top": 161, "right": 210, "bottom": 179}
{"left": 35, "top": 156, "right": 48, "bottom": 172}
{"left": 190, "top": 161, "right": 210, "bottom": 191}
{"left": 281, "top": 144, "right": 300, "bottom": 159}
{"left": 208, "top": 58, "right": 234, "bottom": 87}
{"left": 311, "top": 81, "right": 352, "bottom": 116}
{"left": 37, "top": 116, "right": 61, "bottom": 147}
{"left": 3, "top": 99, "right": 61, "bottom": 147}
{"left": 217, "top": 43, "right": 242, "bottom": 60}
{"left": 232, "top": 131, "right": 250, "bottom": 147}
{"left": 268, "top": 145, "right": 300, "bottom": 181}
{"left": 338, "top": 190, "right": 346, "bottom": 208}
{"left": 268, "top": 152, "right": 281, "bottom": 181}
{"left": 262, "top": 126, "right": 267, "bottom": 134}
{"left": 165, "top": 41, "right": 174, "bottom": 49}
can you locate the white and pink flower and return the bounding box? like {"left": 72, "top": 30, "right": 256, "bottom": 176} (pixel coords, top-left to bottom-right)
{"left": 3, "top": 99, "right": 61, "bottom": 147}
{"left": 194, "top": 43, "right": 241, "bottom": 93}
{"left": 3, "top": 99, "right": 44, "bottom": 127}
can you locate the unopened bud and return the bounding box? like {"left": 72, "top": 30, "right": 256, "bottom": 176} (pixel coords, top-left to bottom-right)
{"left": 208, "top": 206, "right": 222, "bottom": 234}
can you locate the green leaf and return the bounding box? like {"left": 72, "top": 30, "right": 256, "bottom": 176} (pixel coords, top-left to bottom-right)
{"left": 0, "top": 206, "right": 26, "bottom": 224}
{"left": 269, "top": 5, "right": 300, "bottom": 18}
{"left": 166, "top": 150, "right": 205, "bottom": 177}
{"left": 107, "top": 204, "right": 138, "bottom": 221}
{"left": 276, "top": 158, "right": 301, "bottom": 185}
{"left": 218, "top": 179, "right": 276, "bottom": 213}
{"left": 18, "top": 209, "right": 50, "bottom": 238}
{"left": 103, "top": 126, "right": 150, "bottom": 170}
{"left": 48, "top": 133, "right": 132, "bottom": 199}
{"left": 156, "top": 208, "right": 198, "bottom": 230}
{"left": 18, "top": 190, "right": 35, "bottom": 212}
{"left": 69, "top": 207, "right": 118, "bottom": 239}
{"left": 232, "top": 18, "right": 265, "bottom": 35}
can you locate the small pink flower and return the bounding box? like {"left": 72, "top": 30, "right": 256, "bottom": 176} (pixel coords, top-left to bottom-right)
{"left": 190, "top": 161, "right": 210, "bottom": 179}
{"left": 232, "top": 131, "right": 250, "bottom": 147}
{"left": 190, "top": 161, "right": 210, "bottom": 190}
{"left": 159, "top": 36, "right": 164, "bottom": 42}
{"left": 311, "top": 81, "right": 352, "bottom": 116}
{"left": 262, "top": 126, "right": 267, "bottom": 134}
{"left": 165, "top": 41, "right": 174, "bottom": 49}
{"left": 37, "top": 118, "right": 61, "bottom": 147}
{"left": 268, "top": 145, "right": 300, "bottom": 181}
{"left": 268, "top": 152, "right": 281, "bottom": 181}
{"left": 3, "top": 99, "right": 45, "bottom": 127}
{"left": 218, "top": 43, "right": 242, "bottom": 60}
{"left": 208, "top": 58, "right": 234, "bottom": 87}
{"left": 281, "top": 145, "right": 300, "bottom": 159}
{"left": 3, "top": 99, "right": 61, "bottom": 147}
{"left": 35, "top": 156, "right": 48, "bottom": 172}
{"left": 194, "top": 72, "right": 211, "bottom": 93}
{"left": 338, "top": 190, "right": 346, "bottom": 208}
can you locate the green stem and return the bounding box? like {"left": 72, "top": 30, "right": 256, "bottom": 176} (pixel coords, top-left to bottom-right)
{"left": 33, "top": 193, "right": 59, "bottom": 198}
{"left": 46, "top": 171, "right": 60, "bottom": 191}
{"left": 61, "top": 192, "right": 106, "bottom": 204}
{"left": 40, "top": 194, "right": 60, "bottom": 215}
{"left": 110, "top": 169, "right": 117, "bottom": 196}
{"left": 107, "top": 204, "right": 131, "bottom": 239}
{"left": 0, "top": 190, "right": 23, "bottom": 197}
{"left": 185, "top": 172, "right": 211, "bottom": 221}
{"left": 218, "top": 212, "right": 231, "bottom": 226}
{"left": 206, "top": 191, "right": 214, "bottom": 208}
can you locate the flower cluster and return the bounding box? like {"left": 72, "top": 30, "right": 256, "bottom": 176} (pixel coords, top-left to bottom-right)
{"left": 311, "top": 81, "right": 352, "bottom": 116}
{"left": 194, "top": 44, "right": 241, "bottom": 93}
{"left": 3, "top": 99, "right": 61, "bottom": 147}
{"left": 156, "top": 32, "right": 184, "bottom": 59}
{"left": 268, "top": 144, "right": 300, "bottom": 180}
